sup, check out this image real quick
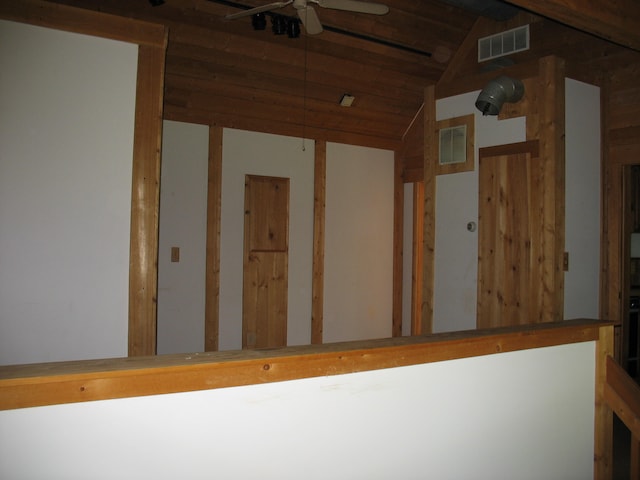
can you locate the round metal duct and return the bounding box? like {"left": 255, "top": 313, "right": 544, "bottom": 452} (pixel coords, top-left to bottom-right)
{"left": 475, "top": 75, "right": 524, "bottom": 116}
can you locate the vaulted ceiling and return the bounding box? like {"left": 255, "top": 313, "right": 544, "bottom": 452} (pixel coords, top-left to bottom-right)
{"left": 44, "top": 0, "right": 640, "bottom": 149}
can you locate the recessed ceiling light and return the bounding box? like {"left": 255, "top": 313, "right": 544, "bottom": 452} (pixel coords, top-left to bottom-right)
{"left": 340, "top": 94, "right": 355, "bottom": 107}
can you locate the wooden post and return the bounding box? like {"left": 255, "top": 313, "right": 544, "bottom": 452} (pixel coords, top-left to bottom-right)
{"left": 392, "top": 152, "right": 404, "bottom": 337}
{"left": 204, "top": 126, "right": 223, "bottom": 351}
{"left": 631, "top": 436, "right": 640, "bottom": 480}
{"left": 311, "top": 141, "right": 326, "bottom": 344}
{"left": 595, "top": 324, "right": 614, "bottom": 479}
{"left": 128, "top": 42, "right": 167, "bottom": 356}
{"left": 411, "top": 182, "right": 424, "bottom": 335}
{"left": 421, "top": 85, "right": 437, "bottom": 334}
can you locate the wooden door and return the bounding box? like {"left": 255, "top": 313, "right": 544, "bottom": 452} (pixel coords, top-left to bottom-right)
{"left": 242, "top": 175, "right": 289, "bottom": 349}
{"left": 477, "top": 141, "right": 544, "bottom": 328}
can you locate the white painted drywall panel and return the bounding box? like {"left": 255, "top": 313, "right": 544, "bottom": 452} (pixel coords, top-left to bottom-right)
{"left": 564, "top": 79, "right": 601, "bottom": 319}
{"left": 324, "top": 143, "right": 394, "bottom": 343}
{"left": 0, "top": 341, "right": 596, "bottom": 479}
{"left": 0, "top": 20, "right": 137, "bottom": 364}
{"left": 433, "top": 91, "right": 525, "bottom": 333}
{"left": 157, "top": 121, "right": 209, "bottom": 354}
{"left": 219, "top": 129, "right": 314, "bottom": 350}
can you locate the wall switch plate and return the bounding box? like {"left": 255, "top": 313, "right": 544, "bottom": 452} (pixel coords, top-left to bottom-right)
{"left": 171, "top": 246, "right": 180, "bottom": 263}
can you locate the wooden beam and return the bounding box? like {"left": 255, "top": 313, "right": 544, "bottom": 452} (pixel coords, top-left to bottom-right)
{"left": 594, "top": 325, "right": 614, "bottom": 480}
{"left": 538, "top": 56, "right": 566, "bottom": 323}
{"left": 311, "top": 141, "right": 326, "bottom": 345}
{"left": 0, "top": 319, "right": 606, "bottom": 410}
{"left": 392, "top": 152, "right": 404, "bottom": 337}
{"left": 205, "top": 127, "right": 223, "bottom": 351}
{"left": 506, "top": 0, "right": 640, "bottom": 52}
{"left": 128, "top": 42, "right": 167, "bottom": 357}
{"left": 605, "top": 355, "right": 640, "bottom": 440}
{"left": 411, "top": 182, "right": 424, "bottom": 335}
{"left": 421, "top": 86, "right": 437, "bottom": 334}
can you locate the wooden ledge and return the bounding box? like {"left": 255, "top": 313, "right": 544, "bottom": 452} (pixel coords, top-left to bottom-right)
{"left": 0, "top": 319, "right": 609, "bottom": 410}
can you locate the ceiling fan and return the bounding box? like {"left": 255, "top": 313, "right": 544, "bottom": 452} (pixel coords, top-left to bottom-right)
{"left": 225, "top": 0, "right": 389, "bottom": 35}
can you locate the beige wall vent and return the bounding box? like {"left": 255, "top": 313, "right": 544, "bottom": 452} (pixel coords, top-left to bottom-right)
{"left": 478, "top": 25, "right": 529, "bottom": 62}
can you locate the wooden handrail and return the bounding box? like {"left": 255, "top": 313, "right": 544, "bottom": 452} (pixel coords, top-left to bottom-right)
{"left": 604, "top": 355, "right": 640, "bottom": 479}
{"left": 605, "top": 356, "right": 640, "bottom": 438}
{"left": 0, "top": 319, "right": 604, "bottom": 411}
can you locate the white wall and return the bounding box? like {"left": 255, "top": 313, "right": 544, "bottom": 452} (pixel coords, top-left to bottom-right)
{"left": 219, "top": 129, "right": 315, "bottom": 349}
{"left": 157, "top": 128, "right": 395, "bottom": 350}
{"left": 564, "top": 79, "right": 601, "bottom": 319}
{"left": 433, "top": 91, "right": 526, "bottom": 333}
{"left": 157, "top": 121, "right": 209, "bottom": 354}
{"left": 431, "top": 83, "right": 601, "bottom": 333}
{"left": 323, "top": 143, "right": 394, "bottom": 343}
{"left": 0, "top": 20, "right": 138, "bottom": 364}
{"left": 0, "top": 340, "right": 596, "bottom": 480}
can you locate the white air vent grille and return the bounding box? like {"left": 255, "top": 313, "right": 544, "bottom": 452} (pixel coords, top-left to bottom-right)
{"left": 478, "top": 25, "right": 529, "bottom": 62}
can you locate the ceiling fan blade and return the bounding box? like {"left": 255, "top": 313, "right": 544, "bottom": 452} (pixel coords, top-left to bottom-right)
{"left": 314, "top": 0, "right": 389, "bottom": 15}
{"left": 225, "top": 1, "right": 292, "bottom": 20}
{"left": 297, "top": 6, "right": 323, "bottom": 35}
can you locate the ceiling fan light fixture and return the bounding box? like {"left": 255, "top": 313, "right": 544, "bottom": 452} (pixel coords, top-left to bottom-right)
{"left": 252, "top": 13, "right": 267, "bottom": 30}
{"left": 287, "top": 18, "right": 301, "bottom": 38}
{"left": 271, "top": 14, "right": 287, "bottom": 35}
{"left": 339, "top": 94, "right": 355, "bottom": 107}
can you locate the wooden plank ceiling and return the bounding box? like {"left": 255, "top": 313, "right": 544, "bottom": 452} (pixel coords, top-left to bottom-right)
{"left": 40, "top": 0, "right": 640, "bottom": 149}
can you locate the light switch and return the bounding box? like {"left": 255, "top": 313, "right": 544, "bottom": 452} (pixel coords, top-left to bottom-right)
{"left": 171, "top": 246, "right": 180, "bottom": 263}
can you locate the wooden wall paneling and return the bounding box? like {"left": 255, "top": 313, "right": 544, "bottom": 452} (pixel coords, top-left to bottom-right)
{"left": 506, "top": 0, "right": 640, "bottom": 52}
{"left": 128, "top": 42, "right": 167, "bottom": 356}
{"left": 400, "top": 104, "right": 425, "bottom": 182}
{"left": 242, "top": 175, "right": 290, "bottom": 349}
{"left": 477, "top": 141, "right": 542, "bottom": 328}
{"left": 392, "top": 152, "right": 404, "bottom": 337}
{"left": 411, "top": 182, "right": 425, "bottom": 335}
{"left": 163, "top": 103, "right": 402, "bottom": 152}
{"left": 602, "top": 58, "right": 640, "bottom": 363}
{"left": 205, "top": 126, "right": 223, "bottom": 351}
{"left": 594, "top": 324, "right": 615, "bottom": 479}
{"left": 421, "top": 85, "right": 437, "bottom": 334}
{"left": 436, "top": 16, "right": 497, "bottom": 89}
{"left": 312, "top": 141, "right": 326, "bottom": 345}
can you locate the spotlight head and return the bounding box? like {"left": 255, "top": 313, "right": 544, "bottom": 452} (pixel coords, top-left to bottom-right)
{"left": 149, "top": 0, "right": 165, "bottom": 6}
{"left": 287, "top": 18, "right": 300, "bottom": 38}
{"left": 251, "top": 13, "right": 267, "bottom": 30}
{"left": 271, "top": 15, "right": 287, "bottom": 35}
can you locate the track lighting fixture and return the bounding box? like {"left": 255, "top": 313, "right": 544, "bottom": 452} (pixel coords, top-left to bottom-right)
{"left": 271, "top": 15, "right": 287, "bottom": 35}
{"left": 287, "top": 18, "right": 301, "bottom": 38}
{"left": 251, "top": 13, "right": 267, "bottom": 30}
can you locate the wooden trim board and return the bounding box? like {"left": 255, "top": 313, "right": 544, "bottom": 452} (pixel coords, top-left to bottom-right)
{"left": 0, "top": 319, "right": 608, "bottom": 410}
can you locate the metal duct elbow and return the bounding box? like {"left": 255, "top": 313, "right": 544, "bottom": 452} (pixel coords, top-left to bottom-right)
{"left": 475, "top": 76, "right": 524, "bottom": 116}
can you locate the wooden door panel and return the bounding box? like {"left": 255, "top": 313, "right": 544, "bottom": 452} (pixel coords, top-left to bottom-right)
{"left": 478, "top": 141, "right": 543, "bottom": 328}
{"left": 243, "top": 175, "right": 289, "bottom": 349}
